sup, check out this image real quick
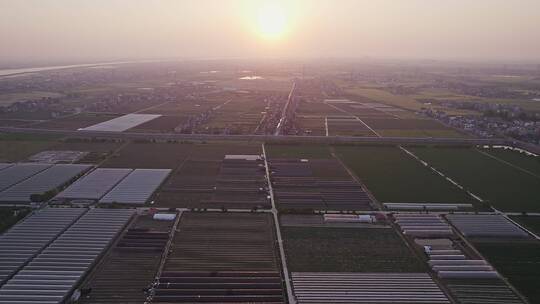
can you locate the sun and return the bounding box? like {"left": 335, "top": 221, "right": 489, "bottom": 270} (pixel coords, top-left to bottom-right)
{"left": 257, "top": 3, "right": 288, "bottom": 39}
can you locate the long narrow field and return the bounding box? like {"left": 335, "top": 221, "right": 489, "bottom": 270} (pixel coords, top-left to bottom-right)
{"left": 510, "top": 216, "right": 540, "bottom": 235}
{"left": 151, "top": 212, "right": 285, "bottom": 303}
{"left": 101, "top": 142, "right": 193, "bottom": 169}
{"left": 154, "top": 142, "right": 263, "bottom": 208}
{"left": 481, "top": 149, "right": 540, "bottom": 177}
{"left": 0, "top": 207, "right": 30, "bottom": 233}
{"left": 474, "top": 241, "right": 540, "bottom": 304}
{"left": 31, "top": 113, "right": 120, "bottom": 130}
{"left": 0, "top": 133, "right": 60, "bottom": 162}
{"left": 79, "top": 214, "right": 174, "bottom": 303}
{"left": 282, "top": 227, "right": 424, "bottom": 272}
{"left": 266, "top": 144, "right": 333, "bottom": 159}
{"left": 409, "top": 147, "right": 540, "bottom": 212}
{"left": 335, "top": 146, "right": 473, "bottom": 203}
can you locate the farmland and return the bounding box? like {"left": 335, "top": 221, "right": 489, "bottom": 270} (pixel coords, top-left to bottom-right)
{"left": 510, "top": 216, "right": 540, "bottom": 235}
{"left": 32, "top": 113, "right": 120, "bottom": 130}
{"left": 130, "top": 115, "right": 187, "bottom": 133}
{"left": 474, "top": 241, "right": 540, "bottom": 304}
{"left": 0, "top": 59, "right": 539, "bottom": 304}
{"left": 409, "top": 147, "right": 540, "bottom": 212}
{"left": 345, "top": 87, "right": 424, "bottom": 111}
{"left": 282, "top": 227, "right": 424, "bottom": 272}
{"left": 266, "top": 144, "right": 332, "bottom": 159}
{"left": 481, "top": 149, "right": 540, "bottom": 176}
{"left": 101, "top": 142, "right": 193, "bottom": 169}
{"left": 153, "top": 142, "right": 263, "bottom": 208}
{"left": 0, "top": 207, "right": 30, "bottom": 233}
{"left": 0, "top": 134, "right": 59, "bottom": 162}
{"left": 335, "top": 146, "right": 474, "bottom": 203}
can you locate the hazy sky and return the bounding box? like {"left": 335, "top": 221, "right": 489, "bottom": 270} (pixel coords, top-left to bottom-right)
{"left": 1, "top": 0, "right": 540, "bottom": 64}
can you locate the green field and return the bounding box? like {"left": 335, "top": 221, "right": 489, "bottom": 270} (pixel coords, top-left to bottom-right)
{"left": 282, "top": 227, "right": 424, "bottom": 272}
{"left": 475, "top": 242, "right": 540, "bottom": 304}
{"left": 335, "top": 146, "right": 473, "bottom": 203}
{"left": 266, "top": 144, "right": 332, "bottom": 159}
{"left": 510, "top": 216, "right": 540, "bottom": 235}
{"left": 0, "top": 134, "right": 57, "bottom": 162}
{"left": 346, "top": 87, "right": 424, "bottom": 111}
{"left": 482, "top": 149, "right": 540, "bottom": 177}
{"left": 409, "top": 147, "right": 540, "bottom": 212}
{"left": 378, "top": 129, "right": 467, "bottom": 138}
{"left": 0, "top": 208, "right": 30, "bottom": 233}
{"left": 0, "top": 91, "right": 64, "bottom": 106}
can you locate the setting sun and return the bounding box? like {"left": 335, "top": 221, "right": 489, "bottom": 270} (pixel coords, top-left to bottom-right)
{"left": 257, "top": 3, "right": 288, "bottom": 39}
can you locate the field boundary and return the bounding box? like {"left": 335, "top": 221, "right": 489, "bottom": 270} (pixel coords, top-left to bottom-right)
{"left": 262, "top": 143, "right": 296, "bottom": 304}
{"left": 399, "top": 146, "right": 484, "bottom": 203}
{"left": 477, "top": 149, "right": 540, "bottom": 179}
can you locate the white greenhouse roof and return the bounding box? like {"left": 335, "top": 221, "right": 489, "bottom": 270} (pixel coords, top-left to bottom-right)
{"left": 100, "top": 169, "right": 171, "bottom": 204}
{"left": 55, "top": 168, "right": 133, "bottom": 200}
{"left": 79, "top": 113, "right": 161, "bottom": 132}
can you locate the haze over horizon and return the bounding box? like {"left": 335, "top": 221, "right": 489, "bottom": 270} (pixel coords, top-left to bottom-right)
{"left": 2, "top": 0, "right": 540, "bottom": 66}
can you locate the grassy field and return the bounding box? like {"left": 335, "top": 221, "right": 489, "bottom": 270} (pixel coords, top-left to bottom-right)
{"left": 0, "top": 91, "right": 64, "bottom": 106}
{"left": 378, "top": 129, "right": 467, "bottom": 138}
{"left": 335, "top": 146, "right": 473, "bottom": 203}
{"left": 33, "top": 113, "right": 119, "bottom": 130}
{"left": 101, "top": 142, "right": 193, "bottom": 169}
{"left": 0, "top": 208, "right": 30, "bottom": 233}
{"left": 482, "top": 149, "right": 540, "bottom": 177}
{"left": 282, "top": 227, "right": 424, "bottom": 272}
{"left": 510, "top": 216, "right": 540, "bottom": 235}
{"left": 346, "top": 87, "right": 424, "bottom": 111}
{"left": 474, "top": 241, "right": 540, "bottom": 304}
{"left": 409, "top": 147, "right": 540, "bottom": 212}
{"left": 154, "top": 142, "right": 262, "bottom": 208}
{"left": 266, "top": 144, "right": 332, "bottom": 159}
{"left": 0, "top": 134, "right": 60, "bottom": 162}
{"left": 296, "top": 117, "right": 326, "bottom": 136}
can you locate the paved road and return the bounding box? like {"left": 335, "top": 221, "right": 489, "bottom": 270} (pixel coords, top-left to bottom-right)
{"left": 0, "top": 126, "right": 511, "bottom": 146}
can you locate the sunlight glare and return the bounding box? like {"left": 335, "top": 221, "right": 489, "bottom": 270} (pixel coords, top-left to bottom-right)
{"left": 257, "top": 2, "right": 288, "bottom": 39}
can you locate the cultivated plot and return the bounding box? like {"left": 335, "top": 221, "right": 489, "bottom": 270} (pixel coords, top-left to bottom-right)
{"left": 409, "top": 147, "right": 540, "bottom": 212}
{"left": 154, "top": 143, "right": 264, "bottom": 208}
{"left": 270, "top": 158, "right": 373, "bottom": 211}
{"left": 151, "top": 212, "right": 285, "bottom": 303}
{"left": 474, "top": 241, "right": 540, "bottom": 304}
{"left": 101, "top": 142, "right": 192, "bottom": 169}
{"left": 282, "top": 227, "right": 424, "bottom": 273}
{"left": 79, "top": 213, "right": 174, "bottom": 303}
{"left": 31, "top": 113, "right": 120, "bottom": 131}
{"left": 266, "top": 144, "right": 332, "bottom": 159}
{"left": 335, "top": 146, "right": 473, "bottom": 204}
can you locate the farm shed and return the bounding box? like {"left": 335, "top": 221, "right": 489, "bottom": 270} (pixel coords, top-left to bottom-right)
{"left": 384, "top": 203, "right": 473, "bottom": 211}
{"left": 99, "top": 169, "right": 171, "bottom": 204}
{"left": 79, "top": 113, "right": 161, "bottom": 132}
{"left": 0, "top": 208, "right": 134, "bottom": 303}
{"left": 0, "top": 163, "right": 52, "bottom": 191}
{"left": 446, "top": 214, "right": 529, "bottom": 238}
{"left": 0, "top": 208, "right": 86, "bottom": 285}
{"left": 55, "top": 168, "right": 133, "bottom": 201}
{"left": 0, "top": 164, "right": 92, "bottom": 203}
{"left": 0, "top": 163, "right": 13, "bottom": 171}
{"left": 446, "top": 279, "right": 526, "bottom": 304}
{"left": 291, "top": 272, "right": 450, "bottom": 304}
{"left": 394, "top": 214, "right": 453, "bottom": 237}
